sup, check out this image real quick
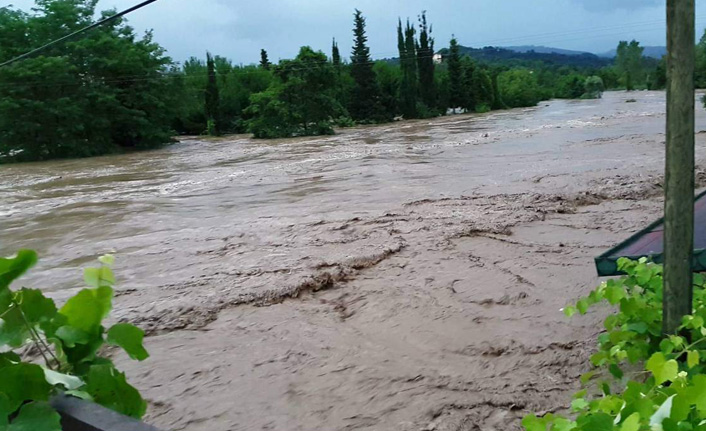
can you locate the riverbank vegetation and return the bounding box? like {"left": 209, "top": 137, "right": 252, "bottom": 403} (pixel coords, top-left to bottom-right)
{"left": 524, "top": 258, "right": 706, "bottom": 431}
{"left": 0, "top": 0, "right": 697, "bottom": 162}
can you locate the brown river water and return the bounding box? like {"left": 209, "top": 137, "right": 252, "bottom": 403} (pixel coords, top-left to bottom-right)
{"left": 2, "top": 91, "right": 706, "bottom": 430}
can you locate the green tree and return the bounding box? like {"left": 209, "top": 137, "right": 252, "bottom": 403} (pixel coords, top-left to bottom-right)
{"left": 461, "top": 57, "right": 476, "bottom": 111}
{"left": 556, "top": 73, "right": 586, "bottom": 99}
{"left": 0, "top": 1, "right": 175, "bottom": 162}
{"left": 416, "top": 11, "right": 436, "bottom": 109}
{"left": 471, "top": 67, "right": 494, "bottom": 112}
{"left": 374, "top": 61, "right": 400, "bottom": 118}
{"left": 615, "top": 40, "right": 644, "bottom": 91}
{"left": 246, "top": 46, "right": 342, "bottom": 138}
{"left": 349, "top": 9, "right": 385, "bottom": 122}
{"left": 331, "top": 38, "right": 341, "bottom": 68}
{"left": 447, "top": 36, "right": 464, "bottom": 110}
{"left": 696, "top": 30, "right": 706, "bottom": 88}
{"left": 205, "top": 52, "right": 221, "bottom": 135}
{"left": 497, "top": 69, "right": 540, "bottom": 108}
{"left": 398, "top": 18, "right": 418, "bottom": 118}
{"left": 260, "top": 49, "right": 271, "bottom": 70}
{"left": 647, "top": 57, "right": 666, "bottom": 90}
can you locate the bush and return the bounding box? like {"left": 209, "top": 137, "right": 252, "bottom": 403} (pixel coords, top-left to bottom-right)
{"left": 583, "top": 76, "right": 605, "bottom": 99}
{"left": 524, "top": 258, "right": 706, "bottom": 431}
{"left": 0, "top": 250, "right": 149, "bottom": 430}
{"left": 497, "top": 69, "right": 541, "bottom": 108}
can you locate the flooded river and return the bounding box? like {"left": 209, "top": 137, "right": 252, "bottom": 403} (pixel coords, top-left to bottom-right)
{"left": 2, "top": 91, "right": 706, "bottom": 430}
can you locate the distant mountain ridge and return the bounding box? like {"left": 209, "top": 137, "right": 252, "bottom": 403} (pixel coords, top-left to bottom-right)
{"left": 436, "top": 45, "right": 612, "bottom": 68}
{"left": 503, "top": 45, "right": 595, "bottom": 56}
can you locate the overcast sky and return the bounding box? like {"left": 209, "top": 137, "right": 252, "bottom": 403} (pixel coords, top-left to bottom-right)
{"left": 6, "top": 0, "right": 706, "bottom": 64}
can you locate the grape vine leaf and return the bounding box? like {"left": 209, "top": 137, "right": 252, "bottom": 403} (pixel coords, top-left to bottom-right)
{"left": 85, "top": 364, "right": 146, "bottom": 419}
{"left": 646, "top": 352, "right": 678, "bottom": 385}
{"left": 59, "top": 286, "right": 113, "bottom": 337}
{"left": 106, "top": 323, "right": 149, "bottom": 361}
{"left": 7, "top": 402, "right": 61, "bottom": 431}
{"left": 0, "top": 363, "right": 51, "bottom": 413}
{"left": 0, "top": 250, "right": 37, "bottom": 289}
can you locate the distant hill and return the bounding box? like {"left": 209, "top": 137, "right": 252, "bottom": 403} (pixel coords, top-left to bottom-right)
{"left": 503, "top": 45, "right": 595, "bottom": 56}
{"left": 598, "top": 46, "right": 667, "bottom": 59}
{"left": 434, "top": 45, "right": 612, "bottom": 69}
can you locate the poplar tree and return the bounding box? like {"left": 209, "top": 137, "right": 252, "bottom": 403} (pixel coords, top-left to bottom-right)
{"left": 398, "top": 19, "right": 418, "bottom": 118}
{"left": 205, "top": 52, "right": 221, "bottom": 135}
{"left": 349, "top": 9, "right": 384, "bottom": 121}
{"left": 447, "top": 37, "right": 464, "bottom": 109}
{"left": 416, "top": 11, "right": 436, "bottom": 109}
{"left": 332, "top": 38, "right": 341, "bottom": 68}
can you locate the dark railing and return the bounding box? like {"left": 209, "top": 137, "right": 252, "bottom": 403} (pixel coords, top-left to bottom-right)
{"left": 51, "top": 395, "right": 162, "bottom": 431}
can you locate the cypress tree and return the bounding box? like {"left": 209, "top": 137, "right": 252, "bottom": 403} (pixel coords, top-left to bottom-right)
{"left": 447, "top": 37, "right": 464, "bottom": 110}
{"left": 205, "top": 52, "right": 220, "bottom": 135}
{"left": 260, "top": 49, "right": 271, "bottom": 70}
{"left": 332, "top": 38, "right": 341, "bottom": 68}
{"left": 398, "top": 19, "right": 418, "bottom": 118}
{"left": 349, "top": 9, "right": 384, "bottom": 121}
{"left": 461, "top": 57, "right": 476, "bottom": 112}
{"left": 416, "top": 11, "right": 436, "bottom": 109}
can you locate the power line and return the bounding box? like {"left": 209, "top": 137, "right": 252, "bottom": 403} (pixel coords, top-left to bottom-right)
{"left": 0, "top": 0, "right": 160, "bottom": 68}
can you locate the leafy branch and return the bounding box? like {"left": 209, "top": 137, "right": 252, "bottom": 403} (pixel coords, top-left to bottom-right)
{"left": 0, "top": 250, "right": 150, "bottom": 430}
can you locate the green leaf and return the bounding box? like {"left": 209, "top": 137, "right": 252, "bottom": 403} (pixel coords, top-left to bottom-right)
{"left": 552, "top": 418, "right": 576, "bottom": 431}
{"left": 0, "top": 352, "right": 20, "bottom": 369}
{"left": 83, "top": 267, "right": 115, "bottom": 289}
{"left": 576, "top": 299, "right": 589, "bottom": 315}
{"left": 59, "top": 286, "right": 113, "bottom": 337}
{"left": 606, "top": 285, "right": 626, "bottom": 305}
{"left": 98, "top": 254, "right": 115, "bottom": 266}
{"left": 670, "top": 393, "right": 690, "bottom": 423}
{"left": 0, "top": 250, "right": 37, "bottom": 289}
{"left": 0, "top": 363, "right": 51, "bottom": 413}
{"left": 55, "top": 325, "right": 91, "bottom": 348}
{"left": 43, "top": 368, "right": 84, "bottom": 391}
{"left": 576, "top": 412, "right": 613, "bottom": 431}
{"left": 646, "top": 352, "right": 679, "bottom": 385}
{"left": 0, "top": 307, "right": 30, "bottom": 348}
{"left": 563, "top": 306, "right": 577, "bottom": 318}
{"left": 609, "top": 363, "right": 624, "bottom": 379}
{"left": 106, "top": 323, "right": 149, "bottom": 361}
{"left": 85, "top": 364, "right": 146, "bottom": 419}
{"left": 8, "top": 402, "right": 61, "bottom": 431}
{"left": 688, "top": 350, "right": 700, "bottom": 368}
{"left": 620, "top": 413, "right": 640, "bottom": 431}
{"left": 687, "top": 375, "right": 706, "bottom": 414}
{"left": 521, "top": 414, "right": 547, "bottom": 431}
{"left": 571, "top": 398, "right": 588, "bottom": 412}
{"left": 15, "top": 289, "right": 56, "bottom": 325}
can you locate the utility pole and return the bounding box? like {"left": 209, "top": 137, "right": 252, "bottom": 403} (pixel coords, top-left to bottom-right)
{"left": 663, "top": 0, "right": 695, "bottom": 335}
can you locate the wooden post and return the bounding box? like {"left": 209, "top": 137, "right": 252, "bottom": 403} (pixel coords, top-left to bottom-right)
{"left": 664, "top": 0, "right": 695, "bottom": 335}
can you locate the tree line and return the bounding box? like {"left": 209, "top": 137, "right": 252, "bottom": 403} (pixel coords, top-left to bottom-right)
{"left": 0, "top": 1, "right": 690, "bottom": 163}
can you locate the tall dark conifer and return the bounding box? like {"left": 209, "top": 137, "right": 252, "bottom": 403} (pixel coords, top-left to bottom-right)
{"left": 349, "top": 9, "right": 384, "bottom": 121}
{"left": 416, "top": 11, "right": 435, "bottom": 109}
{"left": 332, "top": 38, "right": 341, "bottom": 68}
{"left": 260, "top": 49, "right": 271, "bottom": 70}
{"left": 205, "top": 52, "right": 220, "bottom": 135}
{"left": 447, "top": 37, "right": 463, "bottom": 109}
{"left": 398, "top": 19, "right": 418, "bottom": 118}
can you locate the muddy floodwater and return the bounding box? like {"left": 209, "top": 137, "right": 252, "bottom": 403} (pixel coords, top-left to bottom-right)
{"left": 3, "top": 91, "right": 706, "bottom": 430}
